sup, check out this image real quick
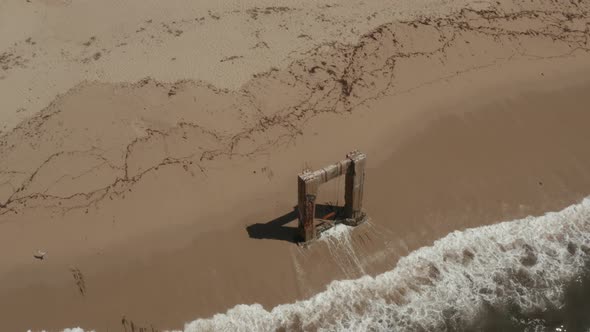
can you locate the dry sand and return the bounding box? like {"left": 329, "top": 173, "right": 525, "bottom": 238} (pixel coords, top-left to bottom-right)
{"left": 0, "top": 0, "right": 491, "bottom": 133}
{"left": 1, "top": 0, "right": 590, "bottom": 331}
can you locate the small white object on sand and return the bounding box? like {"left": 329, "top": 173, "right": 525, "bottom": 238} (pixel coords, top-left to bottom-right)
{"left": 33, "top": 250, "right": 46, "bottom": 260}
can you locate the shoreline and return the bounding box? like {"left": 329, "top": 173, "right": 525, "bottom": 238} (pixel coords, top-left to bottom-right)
{"left": 183, "top": 197, "right": 590, "bottom": 331}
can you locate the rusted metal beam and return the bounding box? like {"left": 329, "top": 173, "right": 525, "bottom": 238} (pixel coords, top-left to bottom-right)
{"left": 322, "top": 211, "right": 336, "bottom": 220}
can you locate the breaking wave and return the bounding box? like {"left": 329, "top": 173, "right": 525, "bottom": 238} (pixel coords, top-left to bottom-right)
{"left": 180, "top": 198, "right": 590, "bottom": 332}
{"left": 55, "top": 198, "right": 590, "bottom": 332}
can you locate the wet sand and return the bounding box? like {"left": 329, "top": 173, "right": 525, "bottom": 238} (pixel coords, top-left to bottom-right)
{"left": 1, "top": 0, "right": 590, "bottom": 331}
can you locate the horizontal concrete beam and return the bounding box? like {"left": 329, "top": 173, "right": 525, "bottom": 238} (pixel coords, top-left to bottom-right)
{"left": 298, "top": 158, "right": 352, "bottom": 186}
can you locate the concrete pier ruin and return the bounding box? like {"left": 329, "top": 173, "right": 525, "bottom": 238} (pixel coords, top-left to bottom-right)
{"left": 297, "top": 151, "right": 367, "bottom": 242}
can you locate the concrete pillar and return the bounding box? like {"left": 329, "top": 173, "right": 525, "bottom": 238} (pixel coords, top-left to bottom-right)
{"left": 298, "top": 151, "right": 366, "bottom": 242}
{"left": 345, "top": 151, "right": 366, "bottom": 220}
{"left": 298, "top": 174, "right": 318, "bottom": 242}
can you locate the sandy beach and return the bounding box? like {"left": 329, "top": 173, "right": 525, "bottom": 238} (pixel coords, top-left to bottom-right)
{"left": 1, "top": 0, "right": 590, "bottom": 331}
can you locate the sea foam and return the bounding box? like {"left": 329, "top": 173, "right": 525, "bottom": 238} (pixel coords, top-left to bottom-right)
{"left": 56, "top": 198, "right": 590, "bottom": 332}
{"left": 181, "top": 198, "right": 590, "bottom": 331}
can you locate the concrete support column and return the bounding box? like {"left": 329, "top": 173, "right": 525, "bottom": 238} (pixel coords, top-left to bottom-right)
{"left": 345, "top": 151, "right": 366, "bottom": 220}
{"left": 298, "top": 175, "right": 318, "bottom": 242}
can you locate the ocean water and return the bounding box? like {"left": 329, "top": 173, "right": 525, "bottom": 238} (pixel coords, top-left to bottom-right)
{"left": 59, "top": 198, "right": 590, "bottom": 332}
{"left": 182, "top": 198, "right": 590, "bottom": 332}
